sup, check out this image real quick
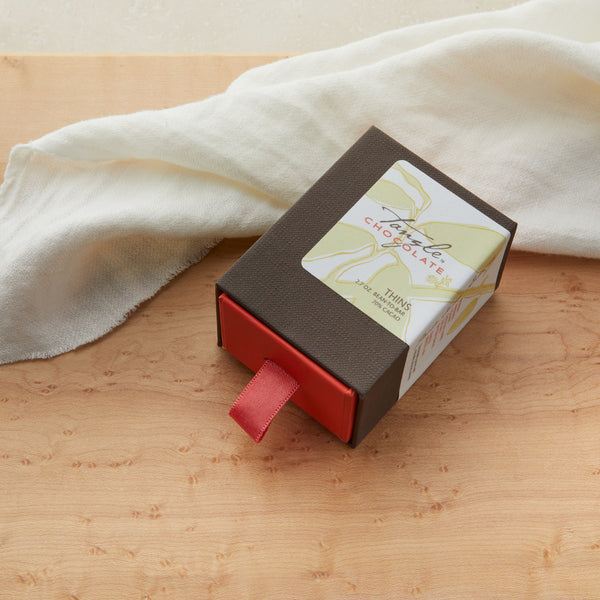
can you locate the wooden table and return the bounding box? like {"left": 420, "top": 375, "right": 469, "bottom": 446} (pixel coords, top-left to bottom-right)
{"left": 1, "top": 55, "right": 599, "bottom": 600}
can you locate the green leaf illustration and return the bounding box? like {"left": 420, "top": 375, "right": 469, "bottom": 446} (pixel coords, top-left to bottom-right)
{"left": 303, "top": 223, "right": 376, "bottom": 261}
{"left": 419, "top": 222, "right": 506, "bottom": 271}
{"left": 366, "top": 179, "right": 417, "bottom": 214}
{"left": 392, "top": 163, "right": 432, "bottom": 214}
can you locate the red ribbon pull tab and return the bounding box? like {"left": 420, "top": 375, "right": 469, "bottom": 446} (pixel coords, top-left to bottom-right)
{"left": 229, "top": 360, "right": 299, "bottom": 443}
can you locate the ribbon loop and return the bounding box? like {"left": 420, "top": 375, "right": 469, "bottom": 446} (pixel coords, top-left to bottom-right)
{"left": 229, "top": 360, "right": 299, "bottom": 442}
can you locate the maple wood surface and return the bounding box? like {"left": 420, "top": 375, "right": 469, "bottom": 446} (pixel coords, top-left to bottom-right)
{"left": 1, "top": 54, "right": 599, "bottom": 600}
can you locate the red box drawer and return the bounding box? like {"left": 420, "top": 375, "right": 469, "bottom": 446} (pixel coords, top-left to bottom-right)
{"left": 218, "top": 293, "right": 357, "bottom": 442}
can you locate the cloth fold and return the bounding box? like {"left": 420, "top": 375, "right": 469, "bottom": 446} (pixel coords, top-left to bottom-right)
{"left": 1, "top": 0, "right": 599, "bottom": 365}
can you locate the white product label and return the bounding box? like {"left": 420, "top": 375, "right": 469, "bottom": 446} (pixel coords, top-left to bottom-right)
{"left": 301, "top": 159, "right": 510, "bottom": 398}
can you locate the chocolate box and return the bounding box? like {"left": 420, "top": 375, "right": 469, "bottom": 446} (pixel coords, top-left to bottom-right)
{"left": 216, "top": 127, "right": 517, "bottom": 446}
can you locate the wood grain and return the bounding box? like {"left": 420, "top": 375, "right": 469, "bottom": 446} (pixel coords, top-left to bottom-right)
{"left": 1, "top": 54, "right": 600, "bottom": 600}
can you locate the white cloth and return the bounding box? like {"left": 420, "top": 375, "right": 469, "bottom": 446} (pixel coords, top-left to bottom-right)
{"left": 1, "top": 0, "right": 599, "bottom": 365}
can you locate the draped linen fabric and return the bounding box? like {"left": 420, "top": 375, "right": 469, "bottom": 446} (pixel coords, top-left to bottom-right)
{"left": 1, "top": 0, "right": 599, "bottom": 364}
